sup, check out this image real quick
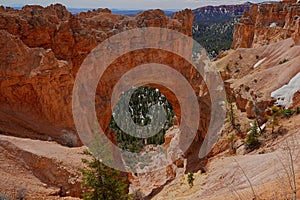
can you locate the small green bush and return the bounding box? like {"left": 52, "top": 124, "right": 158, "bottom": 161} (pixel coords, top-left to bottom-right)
{"left": 187, "top": 172, "right": 195, "bottom": 188}
{"left": 244, "top": 85, "right": 250, "bottom": 92}
{"left": 268, "top": 106, "right": 281, "bottom": 134}
{"left": 294, "top": 106, "right": 300, "bottom": 115}
{"left": 279, "top": 58, "right": 289, "bottom": 64}
{"left": 245, "top": 122, "right": 260, "bottom": 151}
{"left": 281, "top": 108, "right": 294, "bottom": 118}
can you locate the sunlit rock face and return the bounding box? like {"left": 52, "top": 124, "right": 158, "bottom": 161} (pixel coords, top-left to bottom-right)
{"left": 232, "top": 1, "right": 300, "bottom": 49}
{"left": 128, "top": 127, "right": 186, "bottom": 198}
{"left": 0, "top": 4, "right": 214, "bottom": 173}
{"left": 0, "top": 5, "right": 222, "bottom": 198}
{"left": 0, "top": 5, "right": 187, "bottom": 139}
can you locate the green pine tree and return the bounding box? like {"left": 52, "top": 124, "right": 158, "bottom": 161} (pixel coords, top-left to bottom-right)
{"left": 80, "top": 150, "right": 132, "bottom": 200}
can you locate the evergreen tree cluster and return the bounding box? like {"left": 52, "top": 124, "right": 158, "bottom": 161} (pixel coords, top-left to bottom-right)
{"left": 193, "top": 18, "right": 239, "bottom": 58}
{"left": 80, "top": 150, "right": 132, "bottom": 200}
{"left": 109, "top": 86, "right": 175, "bottom": 153}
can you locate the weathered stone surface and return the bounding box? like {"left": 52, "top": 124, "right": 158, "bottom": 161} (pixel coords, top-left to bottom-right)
{"left": 0, "top": 4, "right": 195, "bottom": 141}
{"left": 0, "top": 29, "right": 76, "bottom": 145}
{"left": 0, "top": 4, "right": 212, "bottom": 175}
{"left": 128, "top": 127, "right": 186, "bottom": 198}
{"left": 292, "top": 17, "right": 300, "bottom": 45}
{"left": 232, "top": 1, "right": 300, "bottom": 48}
{"left": 0, "top": 135, "right": 86, "bottom": 198}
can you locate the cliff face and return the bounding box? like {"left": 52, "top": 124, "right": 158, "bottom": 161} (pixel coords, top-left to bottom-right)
{"left": 0, "top": 4, "right": 197, "bottom": 146}
{"left": 232, "top": 0, "right": 300, "bottom": 48}
{"left": 0, "top": 4, "right": 204, "bottom": 197}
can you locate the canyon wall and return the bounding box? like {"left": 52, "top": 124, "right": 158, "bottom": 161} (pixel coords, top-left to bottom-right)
{"left": 232, "top": 0, "right": 300, "bottom": 48}
{"left": 0, "top": 4, "right": 211, "bottom": 173}
{"left": 0, "top": 4, "right": 193, "bottom": 143}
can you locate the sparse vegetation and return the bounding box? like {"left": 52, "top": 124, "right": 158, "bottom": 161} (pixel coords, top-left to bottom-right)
{"left": 227, "top": 98, "right": 242, "bottom": 134}
{"left": 295, "top": 106, "right": 300, "bottom": 114}
{"left": 281, "top": 108, "right": 295, "bottom": 118}
{"left": 268, "top": 106, "right": 281, "bottom": 134}
{"left": 245, "top": 121, "right": 260, "bottom": 151}
{"left": 80, "top": 150, "right": 132, "bottom": 200}
{"left": 279, "top": 58, "right": 289, "bottom": 64}
{"left": 244, "top": 85, "right": 250, "bottom": 92}
{"left": 227, "top": 98, "right": 236, "bottom": 127}
{"left": 187, "top": 172, "right": 195, "bottom": 188}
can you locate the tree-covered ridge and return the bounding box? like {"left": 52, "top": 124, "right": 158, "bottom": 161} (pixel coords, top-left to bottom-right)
{"left": 192, "top": 3, "right": 251, "bottom": 24}
{"left": 193, "top": 18, "right": 239, "bottom": 58}
{"left": 192, "top": 3, "right": 250, "bottom": 58}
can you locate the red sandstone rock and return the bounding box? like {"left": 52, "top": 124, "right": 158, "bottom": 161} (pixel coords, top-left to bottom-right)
{"left": 232, "top": 1, "right": 300, "bottom": 48}
{"left": 0, "top": 4, "right": 194, "bottom": 141}
{"left": 0, "top": 4, "right": 210, "bottom": 175}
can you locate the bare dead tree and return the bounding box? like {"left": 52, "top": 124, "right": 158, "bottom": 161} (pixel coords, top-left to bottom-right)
{"left": 276, "top": 137, "right": 299, "bottom": 200}
{"left": 234, "top": 158, "right": 257, "bottom": 200}
{"left": 225, "top": 182, "right": 243, "bottom": 200}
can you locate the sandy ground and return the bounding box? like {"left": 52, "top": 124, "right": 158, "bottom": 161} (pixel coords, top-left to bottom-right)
{"left": 0, "top": 135, "right": 86, "bottom": 199}
{"left": 153, "top": 126, "right": 300, "bottom": 200}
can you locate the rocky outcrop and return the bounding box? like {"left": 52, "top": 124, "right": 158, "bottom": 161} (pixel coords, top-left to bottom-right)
{"left": 0, "top": 29, "right": 77, "bottom": 146}
{"left": 0, "top": 134, "right": 86, "bottom": 198}
{"left": 232, "top": 1, "right": 300, "bottom": 48}
{"left": 128, "top": 127, "right": 186, "bottom": 198}
{"left": 0, "top": 4, "right": 197, "bottom": 146}
{"left": 0, "top": 4, "right": 222, "bottom": 197}
{"left": 292, "top": 17, "right": 300, "bottom": 45}
{"left": 217, "top": 36, "right": 300, "bottom": 119}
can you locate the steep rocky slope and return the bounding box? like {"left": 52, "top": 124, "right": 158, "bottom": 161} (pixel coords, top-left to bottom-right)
{"left": 217, "top": 38, "right": 300, "bottom": 118}
{"left": 220, "top": 0, "right": 300, "bottom": 118}
{"left": 154, "top": 1, "right": 300, "bottom": 199}
{"left": 232, "top": 0, "right": 300, "bottom": 48}
{"left": 0, "top": 127, "right": 185, "bottom": 199}
{"left": 154, "top": 124, "right": 300, "bottom": 199}
{"left": 0, "top": 134, "right": 86, "bottom": 199}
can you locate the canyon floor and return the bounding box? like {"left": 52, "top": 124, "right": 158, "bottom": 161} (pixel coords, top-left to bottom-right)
{"left": 1, "top": 114, "right": 300, "bottom": 199}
